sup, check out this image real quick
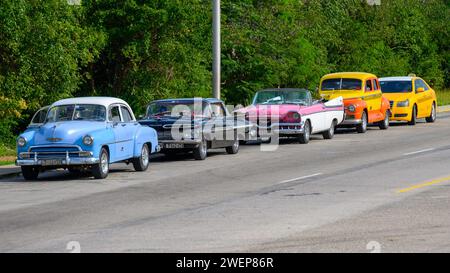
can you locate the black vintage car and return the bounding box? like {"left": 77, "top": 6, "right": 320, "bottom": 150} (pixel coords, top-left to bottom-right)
{"left": 139, "top": 98, "right": 255, "bottom": 160}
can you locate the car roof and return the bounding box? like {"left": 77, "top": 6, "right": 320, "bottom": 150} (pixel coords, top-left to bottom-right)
{"left": 379, "top": 76, "right": 414, "bottom": 82}
{"left": 321, "top": 72, "right": 377, "bottom": 80}
{"left": 151, "top": 98, "right": 223, "bottom": 104}
{"left": 51, "top": 97, "right": 131, "bottom": 109}
{"left": 258, "top": 88, "right": 310, "bottom": 92}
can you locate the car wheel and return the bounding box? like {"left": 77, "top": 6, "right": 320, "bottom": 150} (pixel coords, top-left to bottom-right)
{"left": 193, "top": 138, "right": 207, "bottom": 160}
{"left": 299, "top": 120, "right": 311, "bottom": 144}
{"left": 133, "top": 143, "right": 150, "bottom": 171}
{"left": 426, "top": 103, "right": 436, "bottom": 123}
{"left": 356, "top": 111, "right": 368, "bottom": 134}
{"left": 323, "top": 120, "right": 337, "bottom": 140}
{"left": 226, "top": 139, "right": 240, "bottom": 154}
{"left": 21, "top": 166, "right": 39, "bottom": 181}
{"left": 408, "top": 105, "right": 417, "bottom": 126}
{"left": 92, "top": 148, "right": 109, "bottom": 179}
{"left": 378, "top": 110, "right": 390, "bottom": 130}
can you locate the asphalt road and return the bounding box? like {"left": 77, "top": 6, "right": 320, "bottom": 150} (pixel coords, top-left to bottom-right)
{"left": 1, "top": 113, "right": 450, "bottom": 253}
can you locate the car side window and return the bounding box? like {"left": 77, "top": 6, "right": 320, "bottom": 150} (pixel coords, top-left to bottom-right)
{"left": 109, "top": 106, "right": 121, "bottom": 122}
{"left": 365, "top": 80, "right": 373, "bottom": 92}
{"left": 414, "top": 79, "right": 428, "bottom": 92}
{"left": 211, "top": 103, "right": 226, "bottom": 117}
{"left": 31, "top": 108, "right": 48, "bottom": 124}
{"left": 372, "top": 79, "right": 379, "bottom": 90}
{"left": 120, "top": 106, "right": 133, "bottom": 122}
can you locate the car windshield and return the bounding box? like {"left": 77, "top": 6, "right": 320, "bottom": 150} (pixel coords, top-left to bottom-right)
{"left": 46, "top": 104, "right": 106, "bottom": 122}
{"left": 253, "top": 90, "right": 311, "bottom": 105}
{"left": 380, "top": 81, "right": 412, "bottom": 93}
{"left": 321, "top": 78, "right": 362, "bottom": 91}
{"left": 146, "top": 101, "right": 208, "bottom": 118}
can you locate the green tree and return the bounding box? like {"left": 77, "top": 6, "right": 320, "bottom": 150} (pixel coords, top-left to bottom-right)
{"left": 0, "top": 0, "right": 104, "bottom": 144}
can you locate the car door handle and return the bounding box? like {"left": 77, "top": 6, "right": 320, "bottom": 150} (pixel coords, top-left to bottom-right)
{"left": 121, "top": 124, "right": 127, "bottom": 127}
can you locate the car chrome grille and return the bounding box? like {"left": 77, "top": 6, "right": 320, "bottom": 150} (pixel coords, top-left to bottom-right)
{"left": 28, "top": 146, "right": 82, "bottom": 159}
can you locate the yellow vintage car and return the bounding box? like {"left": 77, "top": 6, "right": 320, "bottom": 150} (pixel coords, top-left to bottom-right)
{"left": 379, "top": 76, "right": 437, "bottom": 125}
{"left": 319, "top": 72, "right": 391, "bottom": 133}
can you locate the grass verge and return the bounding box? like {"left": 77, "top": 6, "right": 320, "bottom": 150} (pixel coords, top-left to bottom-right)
{"left": 0, "top": 144, "right": 16, "bottom": 166}
{"left": 436, "top": 89, "right": 450, "bottom": 106}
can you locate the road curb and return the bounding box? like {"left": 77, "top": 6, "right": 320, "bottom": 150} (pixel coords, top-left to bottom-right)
{"left": 437, "top": 105, "right": 450, "bottom": 113}
{"left": 0, "top": 165, "right": 21, "bottom": 179}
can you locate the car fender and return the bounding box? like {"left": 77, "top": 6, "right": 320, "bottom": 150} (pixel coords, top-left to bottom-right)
{"left": 133, "top": 125, "right": 158, "bottom": 157}
{"left": 344, "top": 98, "right": 367, "bottom": 119}
{"left": 16, "top": 130, "right": 37, "bottom": 155}
{"left": 84, "top": 127, "right": 115, "bottom": 159}
{"left": 380, "top": 96, "right": 391, "bottom": 116}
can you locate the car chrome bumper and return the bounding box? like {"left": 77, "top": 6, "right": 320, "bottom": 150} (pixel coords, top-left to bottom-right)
{"left": 16, "top": 157, "right": 100, "bottom": 166}
{"left": 340, "top": 119, "right": 362, "bottom": 125}
{"left": 16, "top": 149, "right": 99, "bottom": 166}
{"left": 258, "top": 122, "right": 305, "bottom": 136}
{"left": 159, "top": 139, "right": 202, "bottom": 145}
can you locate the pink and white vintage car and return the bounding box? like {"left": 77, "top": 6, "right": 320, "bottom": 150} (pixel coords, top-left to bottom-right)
{"left": 237, "top": 88, "right": 344, "bottom": 144}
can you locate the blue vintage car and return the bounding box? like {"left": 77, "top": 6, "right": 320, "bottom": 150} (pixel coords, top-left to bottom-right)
{"left": 16, "top": 97, "right": 159, "bottom": 180}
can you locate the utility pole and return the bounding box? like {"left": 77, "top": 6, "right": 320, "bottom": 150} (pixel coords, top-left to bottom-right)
{"left": 212, "top": 0, "right": 221, "bottom": 99}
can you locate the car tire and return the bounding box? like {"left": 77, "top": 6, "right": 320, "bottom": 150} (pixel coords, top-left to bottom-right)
{"left": 299, "top": 120, "right": 311, "bottom": 144}
{"left": 193, "top": 138, "right": 207, "bottom": 160}
{"left": 133, "top": 143, "right": 150, "bottom": 172}
{"left": 226, "top": 139, "right": 240, "bottom": 154}
{"left": 426, "top": 103, "right": 436, "bottom": 123}
{"left": 323, "top": 120, "right": 337, "bottom": 140}
{"left": 92, "top": 148, "right": 109, "bottom": 179}
{"left": 356, "top": 111, "right": 368, "bottom": 134}
{"left": 21, "top": 166, "right": 39, "bottom": 181}
{"left": 408, "top": 105, "right": 417, "bottom": 126}
{"left": 378, "top": 110, "right": 390, "bottom": 130}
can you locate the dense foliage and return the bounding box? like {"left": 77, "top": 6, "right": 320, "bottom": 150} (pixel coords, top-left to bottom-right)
{"left": 0, "top": 0, "right": 448, "bottom": 145}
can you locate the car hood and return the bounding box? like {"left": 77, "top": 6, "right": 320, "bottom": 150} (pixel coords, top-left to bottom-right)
{"left": 237, "top": 104, "right": 306, "bottom": 118}
{"left": 320, "top": 90, "right": 364, "bottom": 100}
{"left": 33, "top": 121, "right": 107, "bottom": 145}
{"left": 381, "top": 92, "right": 413, "bottom": 101}
{"left": 139, "top": 116, "right": 205, "bottom": 130}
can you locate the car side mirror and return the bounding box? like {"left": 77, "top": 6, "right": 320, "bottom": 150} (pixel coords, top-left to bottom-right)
{"left": 416, "top": 87, "right": 425, "bottom": 93}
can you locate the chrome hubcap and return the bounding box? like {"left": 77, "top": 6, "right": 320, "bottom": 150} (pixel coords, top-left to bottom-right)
{"left": 101, "top": 152, "right": 108, "bottom": 174}
{"left": 200, "top": 141, "right": 207, "bottom": 156}
{"left": 363, "top": 114, "right": 367, "bottom": 130}
{"left": 141, "top": 145, "right": 149, "bottom": 166}
{"left": 432, "top": 105, "right": 436, "bottom": 120}
{"left": 233, "top": 140, "right": 239, "bottom": 149}
{"left": 305, "top": 124, "right": 310, "bottom": 139}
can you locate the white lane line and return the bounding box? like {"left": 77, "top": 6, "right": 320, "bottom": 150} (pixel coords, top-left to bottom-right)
{"left": 276, "top": 173, "right": 323, "bottom": 185}
{"left": 403, "top": 148, "right": 435, "bottom": 156}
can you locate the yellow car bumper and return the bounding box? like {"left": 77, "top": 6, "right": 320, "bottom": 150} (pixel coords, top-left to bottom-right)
{"left": 389, "top": 104, "right": 412, "bottom": 121}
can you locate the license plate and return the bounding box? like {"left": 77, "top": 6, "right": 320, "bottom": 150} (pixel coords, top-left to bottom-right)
{"left": 164, "top": 143, "right": 184, "bottom": 149}
{"left": 41, "top": 159, "right": 63, "bottom": 166}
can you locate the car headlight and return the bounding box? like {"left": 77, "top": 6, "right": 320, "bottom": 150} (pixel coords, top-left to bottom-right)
{"left": 397, "top": 100, "right": 410, "bottom": 107}
{"left": 17, "top": 137, "right": 27, "bottom": 147}
{"left": 348, "top": 105, "right": 356, "bottom": 112}
{"left": 83, "top": 135, "right": 94, "bottom": 146}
